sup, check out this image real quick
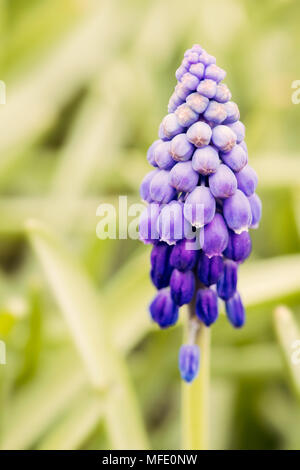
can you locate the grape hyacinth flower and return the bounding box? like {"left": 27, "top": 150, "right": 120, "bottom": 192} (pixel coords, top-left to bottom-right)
{"left": 139, "top": 44, "right": 261, "bottom": 383}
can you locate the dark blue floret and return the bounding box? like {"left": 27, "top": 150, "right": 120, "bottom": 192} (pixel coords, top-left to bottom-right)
{"left": 149, "top": 289, "right": 179, "bottom": 329}
{"left": 225, "top": 291, "right": 245, "bottom": 328}
{"left": 179, "top": 345, "right": 200, "bottom": 382}
{"left": 217, "top": 259, "right": 238, "bottom": 300}
{"left": 197, "top": 251, "right": 224, "bottom": 286}
{"left": 150, "top": 242, "right": 172, "bottom": 289}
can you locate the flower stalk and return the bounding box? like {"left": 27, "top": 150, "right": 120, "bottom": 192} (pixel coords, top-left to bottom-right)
{"left": 182, "top": 310, "right": 210, "bottom": 450}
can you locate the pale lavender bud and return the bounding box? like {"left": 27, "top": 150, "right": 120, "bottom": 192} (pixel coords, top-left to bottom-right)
{"left": 223, "top": 101, "right": 240, "bottom": 124}
{"left": 204, "top": 64, "right": 226, "bottom": 83}
{"left": 203, "top": 100, "right": 227, "bottom": 124}
{"left": 175, "top": 82, "right": 190, "bottom": 100}
{"left": 236, "top": 165, "right": 258, "bottom": 196}
{"left": 192, "top": 146, "right": 220, "bottom": 175}
{"left": 227, "top": 121, "right": 245, "bottom": 144}
{"left": 197, "top": 79, "right": 217, "bottom": 99}
{"left": 168, "top": 92, "right": 184, "bottom": 113}
{"left": 157, "top": 201, "right": 189, "bottom": 245}
{"left": 184, "top": 186, "right": 216, "bottom": 228}
{"left": 150, "top": 169, "right": 177, "bottom": 203}
{"left": 220, "top": 144, "right": 248, "bottom": 172}
{"left": 175, "top": 103, "right": 199, "bottom": 128}
{"left": 169, "top": 161, "right": 199, "bottom": 193}
{"left": 248, "top": 193, "right": 262, "bottom": 229}
{"left": 223, "top": 189, "right": 252, "bottom": 234}
{"left": 187, "top": 121, "right": 212, "bottom": 148}
{"left": 139, "top": 203, "right": 160, "bottom": 244}
{"left": 209, "top": 164, "right": 237, "bottom": 198}
{"left": 181, "top": 72, "right": 200, "bottom": 92}
{"left": 198, "top": 51, "right": 216, "bottom": 66}
{"left": 161, "top": 113, "right": 184, "bottom": 139}
{"left": 147, "top": 139, "right": 161, "bottom": 167}
{"left": 189, "top": 62, "right": 205, "bottom": 79}
{"left": 202, "top": 213, "right": 229, "bottom": 257}
{"left": 175, "top": 65, "right": 188, "bottom": 81}
{"left": 140, "top": 169, "right": 159, "bottom": 202}
{"left": 154, "top": 141, "right": 176, "bottom": 170}
{"left": 186, "top": 92, "right": 209, "bottom": 114}
{"left": 170, "top": 133, "right": 194, "bottom": 162}
{"left": 211, "top": 125, "right": 237, "bottom": 152}
{"left": 214, "top": 83, "right": 232, "bottom": 103}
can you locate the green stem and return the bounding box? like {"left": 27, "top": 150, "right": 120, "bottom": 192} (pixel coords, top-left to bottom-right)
{"left": 182, "top": 312, "right": 211, "bottom": 450}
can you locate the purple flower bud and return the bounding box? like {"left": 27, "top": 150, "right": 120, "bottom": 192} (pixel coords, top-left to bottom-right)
{"left": 170, "top": 133, "right": 194, "bottom": 162}
{"left": 227, "top": 121, "right": 245, "bottom": 144}
{"left": 209, "top": 164, "right": 237, "bottom": 198}
{"left": 203, "top": 100, "right": 227, "bottom": 124}
{"left": 175, "top": 65, "right": 188, "bottom": 81}
{"left": 175, "top": 82, "right": 190, "bottom": 100}
{"left": 170, "top": 269, "right": 195, "bottom": 306}
{"left": 169, "top": 161, "right": 199, "bottom": 193}
{"left": 248, "top": 193, "right": 262, "bottom": 229}
{"left": 175, "top": 104, "right": 198, "bottom": 128}
{"left": 192, "top": 146, "right": 220, "bottom": 175}
{"left": 198, "top": 51, "right": 216, "bottom": 66}
{"left": 211, "top": 125, "right": 237, "bottom": 153}
{"left": 184, "top": 51, "right": 199, "bottom": 64}
{"left": 239, "top": 140, "right": 248, "bottom": 155}
{"left": 202, "top": 213, "right": 229, "bottom": 257}
{"left": 184, "top": 186, "right": 216, "bottom": 228}
{"left": 154, "top": 141, "right": 176, "bottom": 170}
{"left": 214, "top": 83, "right": 232, "bottom": 103}
{"left": 157, "top": 201, "right": 189, "bottom": 245}
{"left": 220, "top": 144, "right": 248, "bottom": 172}
{"left": 181, "top": 72, "right": 200, "bottom": 92}
{"left": 223, "top": 101, "right": 240, "bottom": 124}
{"left": 140, "top": 169, "right": 159, "bottom": 202}
{"left": 168, "top": 92, "right": 184, "bottom": 113}
{"left": 139, "top": 203, "right": 160, "bottom": 244}
{"left": 179, "top": 345, "right": 200, "bottom": 383}
{"left": 204, "top": 64, "right": 226, "bottom": 83}
{"left": 225, "top": 291, "right": 245, "bottom": 328}
{"left": 223, "top": 189, "right": 252, "bottom": 234}
{"left": 189, "top": 62, "right": 205, "bottom": 79}
{"left": 197, "top": 252, "right": 224, "bottom": 286}
{"left": 197, "top": 79, "right": 217, "bottom": 99}
{"left": 149, "top": 289, "right": 179, "bottom": 329}
{"left": 196, "top": 287, "right": 218, "bottom": 326}
{"left": 236, "top": 165, "right": 258, "bottom": 197}
{"left": 186, "top": 121, "right": 212, "bottom": 148}
{"left": 170, "top": 238, "right": 198, "bottom": 271}
{"left": 147, "top": 139, "right": 161, "bottom": 167}
{"left": 150, "top": 169, "right": 177, "bottom": 204}
{"left": 223, "top": 230, "right": 252, "bottom": 262}
{"left": 186, "top": 92, "right": 209, "bottom": 114}
{"left": 150, "top": 242, "right": 172, "bottom": 289}
{"left": 161, "top": 113, "right": 183, "bottom": 139}
{"left": 217, "top": 259, "right": 238, "bottom": 300}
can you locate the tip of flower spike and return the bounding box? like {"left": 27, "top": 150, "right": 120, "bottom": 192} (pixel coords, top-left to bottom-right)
{"left": 179, "top": 344, "right": 200, "bottom": 382}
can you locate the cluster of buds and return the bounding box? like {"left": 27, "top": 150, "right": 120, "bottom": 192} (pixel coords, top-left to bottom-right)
{"left": 139, "top": 45, "right": 262, "bottom": 382}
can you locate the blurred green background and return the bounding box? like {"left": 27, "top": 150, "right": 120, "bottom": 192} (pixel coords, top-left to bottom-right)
{"left": 0, "top": 0, "right": 299, "bottom": 450}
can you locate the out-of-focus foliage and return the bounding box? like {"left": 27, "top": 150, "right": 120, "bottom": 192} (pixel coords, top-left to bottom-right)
{"left": 0, "top": 0, "right": 299, "bottom": 450}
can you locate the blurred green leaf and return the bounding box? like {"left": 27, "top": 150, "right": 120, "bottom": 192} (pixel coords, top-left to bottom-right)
{"left": 26, "top": 219, "right": 149, "bottom": 449}
{"left": 273, "top": 305, "right": 300, "bottom": 400}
